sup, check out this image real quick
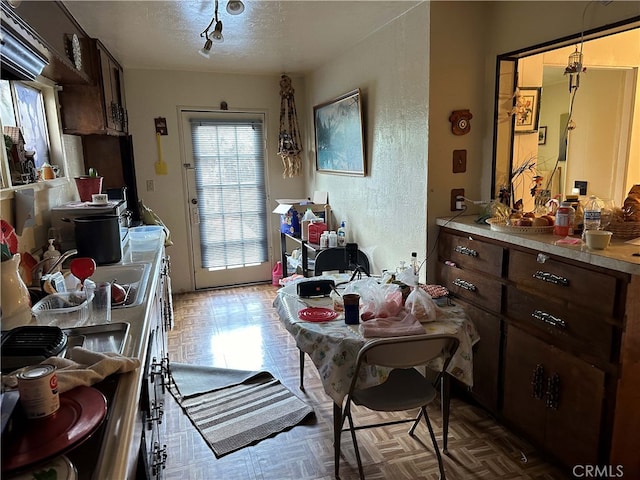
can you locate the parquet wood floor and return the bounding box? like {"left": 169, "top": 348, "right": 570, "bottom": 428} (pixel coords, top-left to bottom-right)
{"left": 161, "top": 284, "right": 569, "bottom": 480}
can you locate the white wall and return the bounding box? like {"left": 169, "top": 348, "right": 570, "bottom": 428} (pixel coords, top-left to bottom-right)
{"left": 124, "top": 70, "right": 307, "bottom": 292}
{"left": 305, "top": 2, "right": 430, "bottom": 278}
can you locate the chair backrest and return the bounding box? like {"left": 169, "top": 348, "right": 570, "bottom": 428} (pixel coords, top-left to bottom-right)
{"left": 355, "top": 334, "right": 459, "bottom": 374}
{"left": 314, "top": 247, "right": 370, "bottom": 276}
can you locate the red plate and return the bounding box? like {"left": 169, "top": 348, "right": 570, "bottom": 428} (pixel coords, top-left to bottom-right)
{"left": 2, "top": 386, "right": 107, "bottom": 473}
{"left": 298, "top": 307, "right": 339, "bottom": 322}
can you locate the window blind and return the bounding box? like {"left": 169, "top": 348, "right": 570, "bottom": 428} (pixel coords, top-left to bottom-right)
{"left": 190, "top": 118, "right": 267, "bottom": 270}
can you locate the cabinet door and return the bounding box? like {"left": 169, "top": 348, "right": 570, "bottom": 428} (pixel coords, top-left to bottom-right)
{"left": 544, "top": 344, "right": 605, "bottom": 466}
{"left": 456, "top": 299, "right": 501, "bottom": 413}
{"left": 502, "top": 326, "right": 547, "bottom": 448}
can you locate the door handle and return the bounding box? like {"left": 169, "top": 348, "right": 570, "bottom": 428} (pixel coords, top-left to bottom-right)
{"left": 191, "top": 198, "right": 198, "bottom": 205}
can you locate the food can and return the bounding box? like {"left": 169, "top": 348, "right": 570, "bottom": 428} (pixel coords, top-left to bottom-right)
{"left": 16, "top": 364, "right": 60, "bottom": 419}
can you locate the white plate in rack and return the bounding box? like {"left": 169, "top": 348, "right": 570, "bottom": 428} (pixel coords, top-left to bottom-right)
{"left": 486, "top": 217, "right": 554, "bottom": 234}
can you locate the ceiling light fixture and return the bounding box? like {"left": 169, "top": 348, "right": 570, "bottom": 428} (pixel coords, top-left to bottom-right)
{"left": 226, "top": 0, "right": 245, "bottom": 15}
{"left": 199, "top": 0, "right": 238, "bottom": 56}
{"left": 199, "top": 36, "right": 213, "bottom": 58}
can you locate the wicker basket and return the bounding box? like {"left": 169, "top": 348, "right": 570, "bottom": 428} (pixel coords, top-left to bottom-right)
{"left": 607, "top": 221, "right": 640, "bottom": 239}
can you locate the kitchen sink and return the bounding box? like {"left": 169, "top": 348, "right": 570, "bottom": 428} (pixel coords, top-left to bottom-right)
{"left": 87, "top": 262, "right": 151, "bottom": 308}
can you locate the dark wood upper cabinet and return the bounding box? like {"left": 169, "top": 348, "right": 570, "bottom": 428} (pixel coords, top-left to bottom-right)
{"left": 10, "top": 1, "right": 127, "bottom": 136}
{"left": 58, "top": 39, "right": 128, "bottom": 136}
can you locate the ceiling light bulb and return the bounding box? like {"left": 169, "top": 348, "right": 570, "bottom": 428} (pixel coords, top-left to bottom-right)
{"left": 199, "top": 38, "right": 213, "bottom": 58}
{"left": 212, "top": 21, "right": 224, "bottom": 43}
{"left": 226, "top": 0, "right": 244, "bottom": 15}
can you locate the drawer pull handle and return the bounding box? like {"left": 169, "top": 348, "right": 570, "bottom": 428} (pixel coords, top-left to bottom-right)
{"left": 531, "top": 364, "right": 545, "bottom": 400}
{"left": 531, "top": 309, "right": 567, "bottom": 329}
{"left": 453, "top": 278, "right": 476, "bottom": 291}
{"left": 533, "top": 270, "right": 569, "bottom": 286}
{"left": 455, "top": 245, "right": 478, "bottom": 257}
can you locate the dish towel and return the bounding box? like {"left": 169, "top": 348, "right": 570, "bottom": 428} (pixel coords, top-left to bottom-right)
{"left": 359, "top": 312, "right": 426, "bottom": 338}
{"left": 2, "top": 347, "right": 140, "bottom": 394}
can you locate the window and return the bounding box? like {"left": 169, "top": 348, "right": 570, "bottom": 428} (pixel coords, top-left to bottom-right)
{"left": 1, "top": 79, "right": 51, "bottom": 185}
{"left": 190, "top": 117, "right": 268, "bottom": 270}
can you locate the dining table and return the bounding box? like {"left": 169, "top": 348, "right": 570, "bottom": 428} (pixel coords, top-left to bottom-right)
{"left": 272, "top": 275, "right": 480, "bottom": 470}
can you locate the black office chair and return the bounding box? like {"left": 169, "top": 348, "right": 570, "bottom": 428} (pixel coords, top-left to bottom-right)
{"left": 313, "top": 247, "right": 370, "bottom": 277}
{"left": 336, "top": 334, "right": 460, "bottom": 480}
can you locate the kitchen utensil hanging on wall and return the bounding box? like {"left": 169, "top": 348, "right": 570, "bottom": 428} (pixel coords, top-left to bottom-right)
{"left": 154, "top": 117, "right": 168, "bottom": 175}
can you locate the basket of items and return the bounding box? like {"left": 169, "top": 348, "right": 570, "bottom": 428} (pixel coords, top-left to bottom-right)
{"left": 607, "top": 185, "right": 640, "bottom": 239}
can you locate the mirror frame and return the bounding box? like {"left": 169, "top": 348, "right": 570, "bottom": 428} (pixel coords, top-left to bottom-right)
{"left": 491, "top": 16, "right": 640, "bottom": 207}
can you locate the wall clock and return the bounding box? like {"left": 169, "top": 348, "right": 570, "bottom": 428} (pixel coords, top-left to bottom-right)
{"left": 449, "top": 109, "right": 473, "bottom": 135}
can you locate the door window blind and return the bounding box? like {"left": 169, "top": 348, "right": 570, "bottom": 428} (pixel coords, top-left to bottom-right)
{"left": 190, "top": 118, "right": 267, "bottom": 269}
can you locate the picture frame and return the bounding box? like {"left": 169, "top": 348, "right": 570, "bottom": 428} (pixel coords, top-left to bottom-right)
{"left": 314, "top": 89, "right": 366, "bottom": 176}
{"left": 538, "top": 126, "right": 547, "bottom": 145}
{"left": 514, "top": 87, "right": 541, "bottom": 133}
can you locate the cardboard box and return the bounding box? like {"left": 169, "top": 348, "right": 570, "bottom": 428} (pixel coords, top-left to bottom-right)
{"left": 273, "top": 192, "right": 330, "bottom": 236}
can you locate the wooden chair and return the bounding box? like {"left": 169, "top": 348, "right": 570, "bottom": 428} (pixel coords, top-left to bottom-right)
{"left": 336, "top": 334, "right": 459, "bottom": 480}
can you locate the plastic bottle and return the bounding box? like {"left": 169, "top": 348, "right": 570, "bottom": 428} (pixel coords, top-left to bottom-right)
{"left": 300, "top": 208, "right": 317, "bottom": 241}
{"left": 583, "top": 195, "right": 603, "bottom": 232}
{"left": 337, "top": 221, "right": 347, "bottom": 247}
{"left": 410, "top": 252, "right": 419, "bottom": 275}
{"left": 319, "top": 231, "right": 329, "bottom": 249}
{"left": 42, "top": 239, "right": 61, "bottom": 273}
{"left": 328, "top": 231, "right": 338, "bottom": 248}
{"left": 553, "top": 202, "right": 575, "bottom": 236}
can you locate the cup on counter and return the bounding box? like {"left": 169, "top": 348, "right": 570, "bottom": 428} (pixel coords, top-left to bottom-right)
{"left": 343, "top": 293, "right": 360, "bottom": 325}
{"left": 86, "top": 281, "right": 111, "bottom": 324}
{"left": 585, "top": 230, "right": 613, "bottom": 250}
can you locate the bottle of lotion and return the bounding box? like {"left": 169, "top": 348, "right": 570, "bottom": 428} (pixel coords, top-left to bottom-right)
{"left": 42, "top": 239, "right": 61, "bottom": 273}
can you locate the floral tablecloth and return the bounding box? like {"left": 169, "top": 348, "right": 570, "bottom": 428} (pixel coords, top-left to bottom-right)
{"left": 273, "top": 281, "right": 479, "bottom": 405}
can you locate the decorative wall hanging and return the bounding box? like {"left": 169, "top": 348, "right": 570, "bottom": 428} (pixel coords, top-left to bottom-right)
{"left": 449, "top": 109, "right": 472, "bottom": 135}
{"left": 514, "top": 87, "right": 541, "bottom": 133}
{"left": 278, "top": 75, "right": 303, "bottom": 178}
{"left": 314, "top": 89, "right": 365, "bottom": 176}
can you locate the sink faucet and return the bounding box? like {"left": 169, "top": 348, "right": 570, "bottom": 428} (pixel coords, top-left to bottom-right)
{"left": 30, "top": 249, "right": 78, "bottom": 287}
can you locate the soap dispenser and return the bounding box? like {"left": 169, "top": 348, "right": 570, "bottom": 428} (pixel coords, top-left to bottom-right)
{"left": 43, "top": 239, "right": 61, "bottom": 273}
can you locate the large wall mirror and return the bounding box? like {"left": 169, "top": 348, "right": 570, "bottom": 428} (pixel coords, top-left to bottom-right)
{"left": 492, "top": 18, "right": 640, "bottom": 213}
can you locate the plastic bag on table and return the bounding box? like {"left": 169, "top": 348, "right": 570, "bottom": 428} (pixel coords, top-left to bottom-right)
{"left": 405, "top": 286, "right": 437, "bottom": 322}
{"left": 343, "top": 277, "right": 403, "bottom": 321}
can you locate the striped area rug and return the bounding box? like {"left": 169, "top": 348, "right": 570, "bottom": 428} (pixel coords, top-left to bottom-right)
{"left": 170, "top": 365, "right": 314, "bottom": 457}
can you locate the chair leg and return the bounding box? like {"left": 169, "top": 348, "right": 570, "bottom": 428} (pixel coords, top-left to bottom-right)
{"left": 334, "top": 403, "right": 342, "bottom": 478}
{"left": 345, "top": 406, "right": 365, "bottom": 480}
{"left": 409, "top": 408, "right": 423, "bottom": 436}
{"left": 299, "top": 348, "right": 305, "bottom": 391}
{"left": 422, "top": 406, "right": 446, "bottom": 480}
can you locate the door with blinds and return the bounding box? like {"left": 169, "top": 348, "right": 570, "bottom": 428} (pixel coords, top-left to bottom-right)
{"left": 181, "top": 111, "right": 271, "bottom": 289}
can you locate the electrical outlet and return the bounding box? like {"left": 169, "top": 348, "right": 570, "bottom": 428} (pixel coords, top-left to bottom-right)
{"left": 146, "top": 180, "right": 154, "bottom": 192}
{"left": 451, "top": 188, "right": 465, "bottom": 211}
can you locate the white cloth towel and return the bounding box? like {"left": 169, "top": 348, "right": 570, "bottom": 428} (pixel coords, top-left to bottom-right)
{"left": 3, "top": 347, "right": 140, "bottom": 394}
{"left": 359, "top": 312, "right": 426, "bottom": 338}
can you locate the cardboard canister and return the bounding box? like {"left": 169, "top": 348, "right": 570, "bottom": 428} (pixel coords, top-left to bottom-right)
{"left": 16, "top": 364, "right": 60, "bottom": 419}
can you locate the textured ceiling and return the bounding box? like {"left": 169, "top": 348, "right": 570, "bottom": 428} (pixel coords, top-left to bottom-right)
{"left": 62, "top": 1, "right": 421, "bottom": 75}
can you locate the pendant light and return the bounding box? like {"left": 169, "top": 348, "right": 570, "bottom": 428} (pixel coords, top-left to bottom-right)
{"left": 226, "top": 0, "right": 244, "bottom": 15}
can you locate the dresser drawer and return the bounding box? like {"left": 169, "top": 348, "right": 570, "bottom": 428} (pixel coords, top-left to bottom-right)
{"left": 438, "top": 263, "right": 503, "bottom": 313}
{"left": 506, "top": 286, "right": 618, "bottom": 362}
{"left": 508, "top": 250, "right": 618, "bottom": 318}
{"left": 439, "top": 231, "right": 505, "bottom": 277}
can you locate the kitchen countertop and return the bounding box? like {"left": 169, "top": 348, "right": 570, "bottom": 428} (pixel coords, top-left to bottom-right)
{"left": 436, "top": 215, "right": 640, "bottom": 276}
{"left": 87, "top": 237, "right": 166, "bottom": 480}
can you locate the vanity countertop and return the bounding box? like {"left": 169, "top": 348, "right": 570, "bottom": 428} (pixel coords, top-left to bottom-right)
{"left": 436, "top": 215, "right": 640, "bottom": 276}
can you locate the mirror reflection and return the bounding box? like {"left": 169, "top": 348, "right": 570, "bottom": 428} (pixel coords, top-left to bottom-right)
{"left": 494, "top": 24, "right": 639, "bottom": 213}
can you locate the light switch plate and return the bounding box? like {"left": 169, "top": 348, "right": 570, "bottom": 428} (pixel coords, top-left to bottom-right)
{"left": 453, "top": 150, "right": 467, "bottom": 173}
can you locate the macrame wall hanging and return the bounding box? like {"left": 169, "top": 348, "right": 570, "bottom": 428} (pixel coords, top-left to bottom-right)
{"left": 278, "top": 74, "right": 303, "bottom": 178}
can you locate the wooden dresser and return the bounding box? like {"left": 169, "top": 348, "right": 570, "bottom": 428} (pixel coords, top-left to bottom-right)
{"left": 436, "top": 216, "right": 640, "bottom": 476}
